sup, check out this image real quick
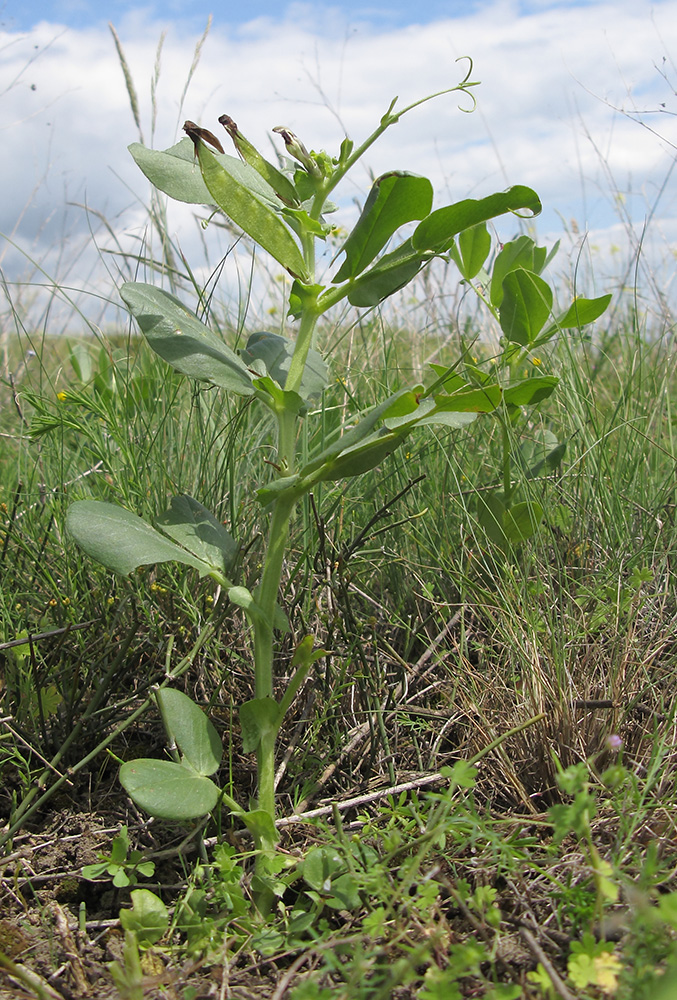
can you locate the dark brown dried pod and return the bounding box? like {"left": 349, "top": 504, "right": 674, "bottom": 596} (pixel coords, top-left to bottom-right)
{"left": 183, "top": 120, "right": 225, "bottom": 155}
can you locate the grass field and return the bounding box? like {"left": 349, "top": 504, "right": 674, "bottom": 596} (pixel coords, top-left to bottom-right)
{"left": 1, "top": 72, "right": 677, "bottom": 1000}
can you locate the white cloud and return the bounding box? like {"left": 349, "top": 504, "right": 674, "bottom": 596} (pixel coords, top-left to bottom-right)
{"left": 1, "top": 0, "right": 676, "bottom": 330}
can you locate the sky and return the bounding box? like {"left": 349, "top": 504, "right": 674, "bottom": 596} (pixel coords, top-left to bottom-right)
{"left": 2, "top": 0, "right": 554, "bottom": 33}
{"left": 1, "top": 0, "right": 676, "bottom": 331}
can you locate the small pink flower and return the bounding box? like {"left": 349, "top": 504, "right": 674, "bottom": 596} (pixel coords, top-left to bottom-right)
{"left": 606, "top": 734, "right": 622, "bottom": 751}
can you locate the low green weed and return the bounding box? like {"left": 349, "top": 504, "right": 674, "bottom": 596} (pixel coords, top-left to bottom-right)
{"left": 82, "top": 825, "right": 155, "bottom": 888}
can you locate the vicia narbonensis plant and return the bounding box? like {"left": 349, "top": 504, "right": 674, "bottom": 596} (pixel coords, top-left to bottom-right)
{"left": 66, "top": 60, "right": 609, "bottom": 884}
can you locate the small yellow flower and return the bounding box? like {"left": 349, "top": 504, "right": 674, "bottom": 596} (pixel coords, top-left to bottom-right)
{"left": 57, "top": 391, "right": 68, "bottom": 402}
{"left": 531, "top": 357, "right": 542, "bottom": 366}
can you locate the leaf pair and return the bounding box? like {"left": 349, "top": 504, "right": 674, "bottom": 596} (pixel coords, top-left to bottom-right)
{"left": 475, "top": 493, "right": 545, "bottom": 548}
{"left": 255, "top": 385, "right": 481, "bottom": 505}
{"left": 120, "top": 689, "right": 222, "bottom": 821}
{"left": 131, "top": 138, "right": 309, "bottom": 281}
{"left": 500, "top": 271, "right": 611, "bottom": 347}
{"left": 66, "top": 495, "right": 236, "bottom": 583}
{"left": 331, "top": 183, "right": 542, "bottom": 308}
{"left": 119, "top": 283, "right": 328, "bottom": 404}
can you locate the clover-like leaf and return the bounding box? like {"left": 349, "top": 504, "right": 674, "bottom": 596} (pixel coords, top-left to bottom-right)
{"left": 119, "top": 889, "right": 169, "bottom": 947}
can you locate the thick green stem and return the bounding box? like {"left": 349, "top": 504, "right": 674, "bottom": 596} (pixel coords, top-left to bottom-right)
{"left": 250, "top": 153, "right": 324, "bottom": 859}
{"left": 252, "top": 493, "right": 296, "bottom": 823}
{"left": 277, "top": 409, "right": 298, "bottom": 474}
{"left": 256, "top": 732, "right": 278, "bottom": 848}
{"left": 283, "top": 306, "right": 320, "bottom": 398}
{"left": 254, "top": 497, "right": 296, "bottom": 696}
{"left": 280, "top": 205, "right": 319, "bottom": 413}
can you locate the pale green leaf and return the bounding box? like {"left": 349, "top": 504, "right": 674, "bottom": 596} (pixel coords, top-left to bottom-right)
{"left": 120, "top": 283, "right": 255, "bottom": 396}
{"left": 120, "top": 759, "right": 219, "bottom": 820}
{"left": 240, "top": 698, "right": 281, "bottom": 753}
{"left": 196, "top": 142, "right": 309, "bottom": 281}
{"left": 66, "top": 501, "right": 214, "bottom": 578}
{"left": 155, "top": 688, "right": 222, "bottom": 776}
{"left": 155, "top": 495, "right": 237, "bottom": 577}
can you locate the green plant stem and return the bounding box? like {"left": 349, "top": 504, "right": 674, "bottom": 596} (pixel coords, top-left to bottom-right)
{"left": 253, "top": 204, "right": 320, "bottom": 843}
{"left": 466, "top": 278, "right": 498, "bottom": 321}
{"left": 256, "top": 730, "right": 278, "bottom": 860}
{"left": 277, "top": 405, "right": 299, "bottom": 475}
{"left": 283, "top": 306, "right": 320, "bottom": 402}
{"left": 253, "top": 492, "right": 297, "bottom": 822}
{"left": 154, "top": 687, "right": 182, "bottom": 764}
{"left": 282, "top": 185, "right": 320, "bottom": 405}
